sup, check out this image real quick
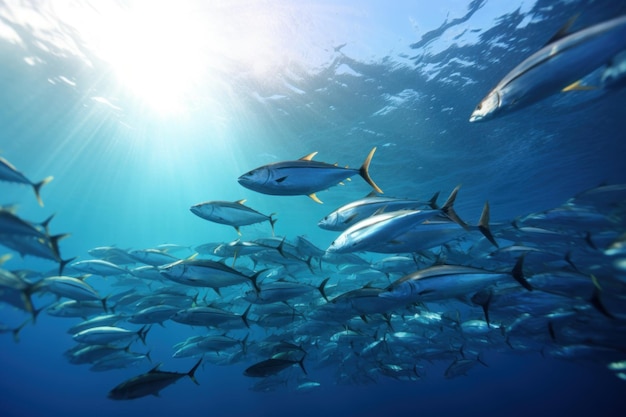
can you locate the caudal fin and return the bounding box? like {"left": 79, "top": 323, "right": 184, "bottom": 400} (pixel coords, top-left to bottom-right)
{"left": 33, "top": 176, "right": 53, "bottom": 207}
{"left": 478, "top": 201, "right": 499, "bottom": 248}
{"left": 441, "top": 185, "right": 468, "bottom": 230}
{"left": 187, "top": 358, "right": 202, "bottom": 385}
{"left": 359, "top": 147, "right": 383, "bottom": 194}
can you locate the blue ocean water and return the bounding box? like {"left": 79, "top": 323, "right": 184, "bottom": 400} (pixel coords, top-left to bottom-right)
{"left": 1, "top": 0, "right": 626, "bottom": 416}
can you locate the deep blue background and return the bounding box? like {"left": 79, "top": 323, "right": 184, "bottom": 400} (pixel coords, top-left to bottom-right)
{"left": 1, "top": 1, "right": 625, "bottom": 416}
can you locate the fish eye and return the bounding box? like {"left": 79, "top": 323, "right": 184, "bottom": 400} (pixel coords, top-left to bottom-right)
{"left": 477, "top": 103, "right": 482, "bottom": 110}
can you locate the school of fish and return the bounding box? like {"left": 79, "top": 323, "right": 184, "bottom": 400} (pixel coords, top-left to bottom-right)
{"left": 2, "top": 15, "right": 626, "bottom": 399}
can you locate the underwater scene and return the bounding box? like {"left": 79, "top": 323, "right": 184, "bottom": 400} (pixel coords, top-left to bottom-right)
{"left": 2, "top": 0, "right": 626, "bottom": 416}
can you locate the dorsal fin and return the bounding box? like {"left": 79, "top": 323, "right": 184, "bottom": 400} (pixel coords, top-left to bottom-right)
{"left": 299, "top": 152, "right": 318, "bottom": 161}
{"left": 543, "top": 13, "right": 580, "bottom": 46}
{"left": 149, "top": 363, "right": 162, "bottom": 373}
{"left": 235, "top": 199, "right": 247, "bottom": 205}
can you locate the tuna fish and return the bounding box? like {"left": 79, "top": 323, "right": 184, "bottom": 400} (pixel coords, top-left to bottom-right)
{"left": 237, "top": 147, "right": 383, "bottom": 203}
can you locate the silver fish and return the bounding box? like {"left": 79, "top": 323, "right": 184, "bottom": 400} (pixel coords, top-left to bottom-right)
{"left": 470, "top": 15, "right": 626, "bottom": 122}
{"left": 72, "top": 325, "right": 150, "bottom": 345}
{"left": 380, "top": 257, "right": 531, "bottom": 307}
{"left": 190, "top": 199, "right": 277, "bottom": 235}
{"left": 237, "top": 147, "right": 382, "bottom": 203}
{"left": 70, "top": 259, "right": 128, "bottom": 276}
{"left": 33, "top": 275, "right": 104, "bottom": 304}
{"left": 327, "top": 186, "right": 465, "bottom": 254}
{"left": 318, "top": 192, "right": 439, "bottom": 231}
{"left": 0, "top": 156, "right": 53, "bottom": 206}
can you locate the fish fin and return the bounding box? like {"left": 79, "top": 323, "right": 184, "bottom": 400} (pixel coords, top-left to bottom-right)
{"left": 297, "top": 356, "right": 308, "bottom": 375}
{"left": 441, "top": 185, "right": 469, "bottom": 230}
{"left": 39, "top": 213, "right": 55, "bottom": 234}
{"left": 275, "top": 176, "right": 288, "bottom": 183}
{"left": 241, "top": 304, "right": 252, "bottom": 328}
{"left": 185, "top": 252, "right": 199, "bottom": 261}
{"left": 512, "top": 255, "right": 533, "bottom": 291}
{"left": 149, "top": 363, "right": 163, "bottom": 373}
{"left": 562, "top": 80, "right": 597, "bottom": 92}
{"left": 0, "top": 253, "right": 12, "bottom": 266}
{"left": 268, "top": 214, "right": 278, "bottom": 236}
{"left": 235, "top": 226, "right": 242, "bottom": 236}
{"left": 235, "top": 199, "right": 247, "bottom": 205}
{"left": 308, "top": 193, "right": 323, "bottom": 204}
{"left": 548, "top": 321, "right": 556, "bottom": 341}
{"left": 33, "top": 176, "right": 53, "bottom": 207}
{"left": 373, "top": 206, "right": 387, "bottom": 216}
{"left": 543, "top": 13, "right": 580, "bottom": 46}
{"left": 359, "top": 147, "right": 383, "bottom": 194}
{"left": 590, "top": 286, "right": 615, "bottom": 319}
{"left": 318, "top": 277, "right": 330, "bottom": 302}
{"left": 11, "top": 319, "right": 30, "bottom": 343}
{"left": 188, "top": 358, "right": 202, "bottom": 385}
{"left": 58, "top": 256, "right": 76, "bottom": 277}
{"left": 299, "top": 152, "right": 318, "bottom": 161}
{"left": 585, "top": 232, "right": 598, "bottom": 250}
{"left": 428, "top": 191, "right": 440, "bottom": 209}
{"left": 478, "top": 201, "right": 499, "bottom": 248}
{"left": 590, "top": 274, "right": 602, "bottom": 291}
{"left": 138, "top": 325, "right": 151, "bottom": 345}
{"left": 249, "top": 269, "right": 265, "bottom": 294}
{"left": 343, "top": 213, "right": 359, "bottom": 224}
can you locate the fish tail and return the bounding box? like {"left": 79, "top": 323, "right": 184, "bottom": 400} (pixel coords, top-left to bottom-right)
{"left": 512, "top": 255, "right": 533, "bottom": 291}
{"left": 58, "top": 256, "right": 76, "bottom": 276}
{"left": 138, "top": 325, "right": 151, "bottom": 345}
{"left": 101, "top": 294, "right": 109, "bottom": 313}
{"left": 250, "top": 269, "right": 266, "bottom": 294}
{"left": 12, "top": 318, "right": 30, "bottom": 343}
{"left": 269, "top": 214, "right": 278, "bottom": 236}
{"left": 478, "top": 201, "right": 499, "bottom": 248}
{"left": 277, "top": 237, "right": 287, "bottom": 258}
{"left": 441, "top": 185, "right": 469, "bottom": 230}
{"left": 33, "top": 176, "right": 53, "bottom": 207}
{"left": 590, "top": 286, "right": 615, "bottom": 319}
{"left": 40, "top": 213, "right": 55, "bottom": 235}
{"left": 318, "top": 277, "right": 330, "bottom": 302}
{"left": 297, "top": 356, "right": 308, "bottom": 375}
{"left": 187, "top": 358, "right": 202, "bottom": 385}
{"left": 359, "top": 147, "right": 383, "bottom": 194}
{"left": 241, "top": 304, "right": 252, "bottom": 328}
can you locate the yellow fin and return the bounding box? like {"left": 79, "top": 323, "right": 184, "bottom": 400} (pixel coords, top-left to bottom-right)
{"left": 299, "top": 152, "right": 318, "bottom": 161}
{"left": 0, "top": 253, "right": 12, "bottom": 266}
{"left": 308, "top": 193, "right": 323, "bottom": 204}
{"left": 235, "top": 199, "right": 247, "bottom": 205}
{"left": 590, "top": 274, "right": 602, "bottom": 291}
{"left": 562, "top": 80, "right": 597, "bottom": 92}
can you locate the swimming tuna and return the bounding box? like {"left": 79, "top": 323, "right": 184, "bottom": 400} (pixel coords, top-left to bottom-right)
{"left": 237, "top": 147, "right": 383, "bottom": 203}
{"left": 470, "top": 15, "right": 626, "bottom": 122}
{"left": 108, "top": 359, "right": 201, "bottom": 400}
{"left": 0, "top": 156, "right": 53, "bottom": 206}
{"left": 190, "top": 199, "right": 277, "bottom": 235}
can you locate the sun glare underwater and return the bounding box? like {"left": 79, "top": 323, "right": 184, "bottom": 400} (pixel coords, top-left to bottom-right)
{"left": 2, "top": 1, "right": 626, "bottom": 417}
